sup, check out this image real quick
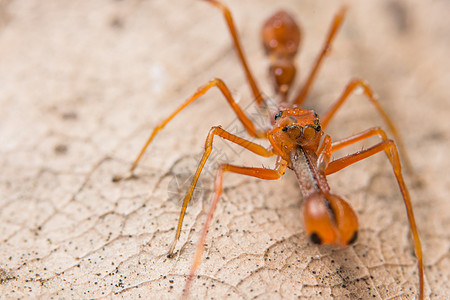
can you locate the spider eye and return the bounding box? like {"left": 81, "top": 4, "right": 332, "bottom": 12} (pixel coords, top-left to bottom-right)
{"left": 283, "top": 124, "right": 302, "bottom": 140}
{"left": 314, "top": 119, "right": 321, "bottom": 132}
{"left": 274, "top": 111, "right": 283, "bottom": 121}
{"left": 302, "top": 125, "right": 316, "bottom": 140}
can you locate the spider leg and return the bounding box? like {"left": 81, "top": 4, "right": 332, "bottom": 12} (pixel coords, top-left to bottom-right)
{"left": 204, "top": 0, "right": 263, "bottom": 104}
{"left": 320, "top": 79, "right": 412, "bottom": 171}
{"left": 182, "top": 156, "right": 287, "bottom": 298}
{"left": 293, "top": 7, "right": 346, "bottom": 105}
{"left": 113, "top": 78, "right": 267, "bottom": 181}
{"left": 168, "top": 126, "right": 276, "bottom": 256}
{"left": 324, "top": 132, "right": 423, "bottom": 300}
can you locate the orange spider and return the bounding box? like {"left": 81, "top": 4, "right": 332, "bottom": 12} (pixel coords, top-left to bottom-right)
{"left": 114, "top": 1, "right": 423, "bottom": 298}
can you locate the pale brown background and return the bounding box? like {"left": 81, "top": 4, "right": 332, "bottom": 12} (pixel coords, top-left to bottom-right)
{"left": 0, "top": 0, "right": 448, "bottom": 299}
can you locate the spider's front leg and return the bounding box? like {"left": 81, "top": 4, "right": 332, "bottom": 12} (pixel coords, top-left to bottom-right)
{"left": 323, "top": 128, "right": 424, "bottom": 300}
{"left": 163, "top": 125, "right": 286, "bottom": 298}
{"left": 168, "top": 125, "right": 277, "bottom": 256}
{"left": 320, "top": 79, "right": 412, "bottom": 171}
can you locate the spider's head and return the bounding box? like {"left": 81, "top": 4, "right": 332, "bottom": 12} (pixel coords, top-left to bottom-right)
{"left": 272, "top": 109, "right": 322, "bottom": 151}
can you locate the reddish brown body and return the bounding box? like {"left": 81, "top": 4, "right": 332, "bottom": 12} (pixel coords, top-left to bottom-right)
{"left": 114, "top": 1, "right": 424, "bottom": 299}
